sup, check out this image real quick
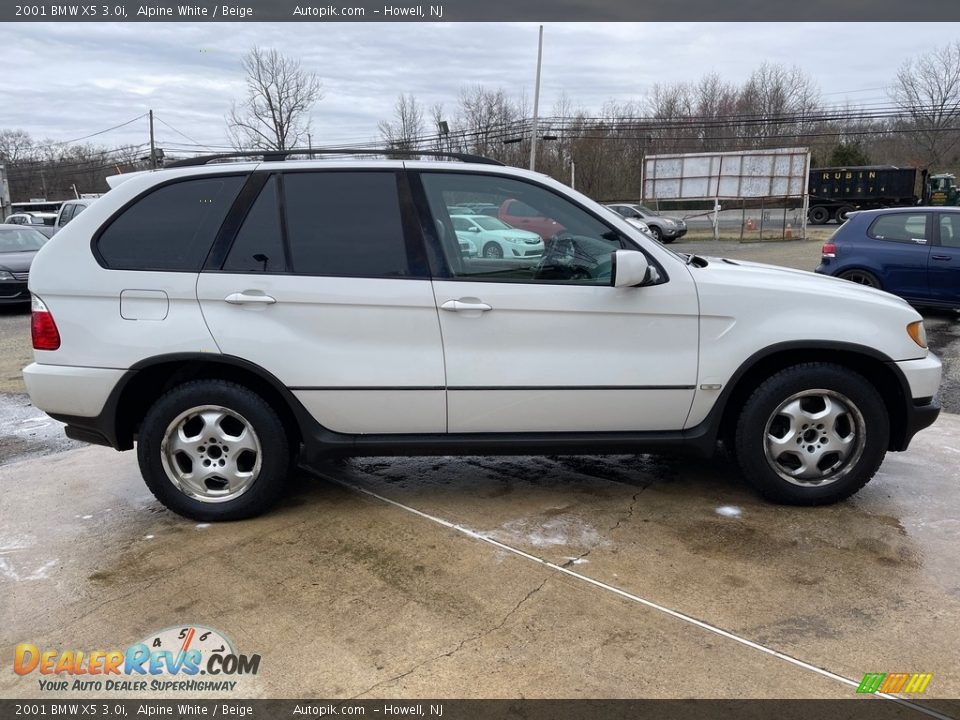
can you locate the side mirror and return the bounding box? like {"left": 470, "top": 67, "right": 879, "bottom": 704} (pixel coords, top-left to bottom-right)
{"left": 612, "top": 250, "right": 651, "bottom": 288}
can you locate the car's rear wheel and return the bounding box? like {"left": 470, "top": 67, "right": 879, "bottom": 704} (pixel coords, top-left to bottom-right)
{"left": 482, "top": 242, "right": 504, "bottom": 259}
{"left": 808, "top": 206, "right": 830, "bottom": 225}
{"left": 137, "top": 379, "right": 290, "bottom": 521}
{"left": 838, "top": 269, "right": 881, "bottom": 288}
{"left": 734, "top": 363, "right": 888, "bottom": 505}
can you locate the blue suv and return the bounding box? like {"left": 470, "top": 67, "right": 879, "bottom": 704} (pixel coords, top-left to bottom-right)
{"left": 816, "top": 207, "right": 960, "bottom": 310}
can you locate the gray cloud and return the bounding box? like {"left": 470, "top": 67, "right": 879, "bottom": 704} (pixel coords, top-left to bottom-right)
{"left": 1, "top": 22, "right": 958, "bottom": 152}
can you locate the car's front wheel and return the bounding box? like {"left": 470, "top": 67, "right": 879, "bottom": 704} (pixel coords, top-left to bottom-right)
{"left": 648, "top": 226, "right": 663, "bottom": 242}
{"left": 734, "top": 363, "right": 889, "bottom": 505}
{"left": 482, "top": 242, "right": 504, "bottom": 259}
{"left": 137, "top": 379, "right": 290, "bottom": 521}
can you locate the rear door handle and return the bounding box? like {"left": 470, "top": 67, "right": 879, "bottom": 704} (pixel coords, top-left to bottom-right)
{"left": 225, "top": 292, "right": 277, "bottom": 305}
{"left": 932, "top": 255, "right": 952, "bottom": 261}
{"left": 440, "top": 299, "right": 492, "bottom": 312}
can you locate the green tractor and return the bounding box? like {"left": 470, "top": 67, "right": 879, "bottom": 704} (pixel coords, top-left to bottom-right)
{"left": 924, "top": 173, "right": 960, "bottom": 206}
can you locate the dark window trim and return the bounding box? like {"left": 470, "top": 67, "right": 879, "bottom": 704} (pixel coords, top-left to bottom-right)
{"left": 203, "top": 168, "right": 431, "bottom": 280}
{"left": 866, "top": 211, "right": 932, "bottom": 244}
{"left": 409, "top": 169, "right": 669, "bottom": 286}
{"left": 92, "top": 172, "right": 250, "bottom": 272}
{"left": 204, "top": 171, "right": 271, "bottom": 271}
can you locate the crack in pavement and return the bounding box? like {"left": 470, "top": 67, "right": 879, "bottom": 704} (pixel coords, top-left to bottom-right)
{"left": 351, "top": 577, "right": 550, "bottom": 699}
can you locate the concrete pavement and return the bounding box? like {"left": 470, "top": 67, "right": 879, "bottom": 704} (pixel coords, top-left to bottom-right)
{"left": 2, "top": 414, "right": 959, "bottom": 701}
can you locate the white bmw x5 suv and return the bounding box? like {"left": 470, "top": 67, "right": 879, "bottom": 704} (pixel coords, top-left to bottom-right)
{"left": 23, "top": 150, "right": 942, "bottom": 520}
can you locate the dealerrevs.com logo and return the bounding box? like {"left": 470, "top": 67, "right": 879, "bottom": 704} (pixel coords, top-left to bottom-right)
{"left": 14, "top": 625, "right": 261, "bottom": 692}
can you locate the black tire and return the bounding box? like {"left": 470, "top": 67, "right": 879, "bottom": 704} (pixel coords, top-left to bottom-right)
{"left": 137, "top": 379, "right": 291, "bottom": 521}
{"left": 660, "top": 236, "right": 676, "bottom": 244}
{"left": 648, "top": 225, "right": 663, "bottom": 242}
{"left": 482, "top": 242, "right": 504, "bottom": 259}
{"left": 838, "top": 269, "right": 881, "bottom": 289}
{"left": 734, "top": 363, "right": 889, "bottom": 505}
{"left": 808, "top": 206, "right": 830, "bottom": 225}
{"left": 834, "top": 205, "right": 855, "bottom": 224}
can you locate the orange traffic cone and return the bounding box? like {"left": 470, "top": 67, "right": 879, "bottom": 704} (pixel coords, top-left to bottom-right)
{"left": 785, "top": 223, "right": 793, "bottom": 239}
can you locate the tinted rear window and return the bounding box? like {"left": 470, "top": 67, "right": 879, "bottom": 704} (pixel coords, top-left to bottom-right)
{"left": 867, "top": 213, "right": 930, "bottom": 243}
{"left": 97, "top": 176, "right": 245, "bottom": 271}
{"left": 282, "top": 171, "right": 411, "bottom": 278}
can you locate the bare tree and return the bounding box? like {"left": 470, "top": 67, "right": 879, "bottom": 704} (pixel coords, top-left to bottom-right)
{"left": 378, "top": 93, "right": 424, "bottom": 152}
{"left": 0, "top": 129, "right": 34, "bottom": 164}
{"left": 227, "top": 46, "right": 323, "bottom": 151}
{"left": 890, "top": 41, "right": 960, "bottom": 168}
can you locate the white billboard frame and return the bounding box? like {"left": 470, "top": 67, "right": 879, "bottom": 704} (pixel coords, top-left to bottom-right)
{"left": 642, "top": 147, "right": 810, "bottom": 239}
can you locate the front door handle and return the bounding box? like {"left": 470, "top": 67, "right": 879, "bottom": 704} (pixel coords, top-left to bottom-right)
{"left": 440, "top": 299, "right": 492, "bottom": 312}
{"left": 225, "top": 292, "right": 277, "bottom": 305}
{"left": 932, "top": 254, "right": 952, "bottom": 261}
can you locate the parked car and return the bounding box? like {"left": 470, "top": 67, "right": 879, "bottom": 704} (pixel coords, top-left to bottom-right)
{"left": 54, "top": 198, "right": 96, "bottom": 235}
{"left": 606, "top": 203, "right": 687, "bottom": 243}
{"left": 451, "top": 214, "right": 544, "bottom": 259}
{"left": 5, "top": 212, "right": 57, "bottom": 228}
{"left": 602, "top": 205, "right": 653, "bottom": 237}
{"left": 0, "top": 225, "right": 48, "bottom": 304}
{"left": 498, "top": 198, "right": 565, "bottom": 242}
{"left": 815, "top": 207, "right": 960, "bottom": 310}
{"left": 23, "top": 152, "right": 941, "bottom": 521}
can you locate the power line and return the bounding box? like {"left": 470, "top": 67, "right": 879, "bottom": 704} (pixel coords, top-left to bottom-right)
{"left": 53, "top": 114, "right": 150, "bottom": 146}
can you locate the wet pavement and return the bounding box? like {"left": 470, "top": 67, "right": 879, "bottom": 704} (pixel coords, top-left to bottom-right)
{"left": 1, "top": 415, "right": 959, "bottom": 701}
{"left": 2, "top": 239, "right": 959, "bottom": 704}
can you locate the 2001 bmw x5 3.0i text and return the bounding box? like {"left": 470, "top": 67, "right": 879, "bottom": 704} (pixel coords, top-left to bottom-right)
{"left": 23, "top": 151, "right": 942, "bottom": 521}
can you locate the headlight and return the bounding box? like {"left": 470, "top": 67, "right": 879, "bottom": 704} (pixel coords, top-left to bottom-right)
{"left": 907, "top": 321, "right": 927, "bottom": 348}
{"left": 0, "top": 271, "right": 14, "bottom": 281}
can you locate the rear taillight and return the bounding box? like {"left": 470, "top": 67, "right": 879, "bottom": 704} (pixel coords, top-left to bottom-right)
{"left": 821, "top": 242, "right": 837, "bottom": 259}
{"left": 31, "top": 295, "right": 61, "bottom": 351}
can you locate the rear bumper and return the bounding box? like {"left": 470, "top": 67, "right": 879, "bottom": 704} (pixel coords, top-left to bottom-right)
{"left": 23, "top": 363, "right": 125, "bottom": 419}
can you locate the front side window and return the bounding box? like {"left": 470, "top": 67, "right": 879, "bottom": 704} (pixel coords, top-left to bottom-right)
{"left": 97, "top": 176, "right": 245, "bottom": 271}
{"left": 282, "top": 171, "right": 412, "bottom": 278}
{"left": 940, "top": 214, "right": 960, "bottom": 249}
{"left": 868, "top": 213, "right": 930, "bottom": 243}
{"left": 420, "top": 172, "right": 632, "bottom": 285}
{"left": 57, "top": 205, "right": 75, "bottom": 226}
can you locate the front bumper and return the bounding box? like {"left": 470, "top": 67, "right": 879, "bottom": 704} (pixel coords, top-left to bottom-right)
{"left": 663, "top": 226, "right": 687, "bottom": 239}
{"left": 0, "top": 281, "right": 29, "bottom": 303}
{"left": 893, "top": 353, "right": 942, "bottom": 450}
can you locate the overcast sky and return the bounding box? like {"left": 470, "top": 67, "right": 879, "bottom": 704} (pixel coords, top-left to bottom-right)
{"left": 3, "top": 22, "right": 959, "bottom": 154}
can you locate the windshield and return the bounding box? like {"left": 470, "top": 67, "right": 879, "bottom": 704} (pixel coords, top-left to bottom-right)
{"left": 0, "top": 227, "right": 47, "bottom": 252}
{"left": 636, "top": 205, "right": 660, "bottom": 216}
{"left": 473, "top": 217, "right": 510, "bottom": 231}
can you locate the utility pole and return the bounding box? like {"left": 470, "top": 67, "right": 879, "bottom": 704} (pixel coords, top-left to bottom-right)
{"left": 307, "top": 133, "right": 312, "bottom": 150}
{"left": 528, "top": 25, "right": 544, "bottom": 172}
{"left": 571, "top": 161, "right": 576, "bottom": 190}
{"left": 148, "top": 109, "right": 157, "bottom": 169}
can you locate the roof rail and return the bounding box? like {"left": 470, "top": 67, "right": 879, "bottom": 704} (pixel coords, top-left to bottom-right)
{"left": 165, "top": 147, "right": 505, "bottom": 168}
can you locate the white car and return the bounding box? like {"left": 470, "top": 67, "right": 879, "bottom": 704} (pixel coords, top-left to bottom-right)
{"left": 451, "top": 214, "right": 544, "bottom": 259}
{"left": 53, "top": 198, "right": 96, "bottom": 235}
{"left": 23, "top": 150, "right": 941, "bottom": 521}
